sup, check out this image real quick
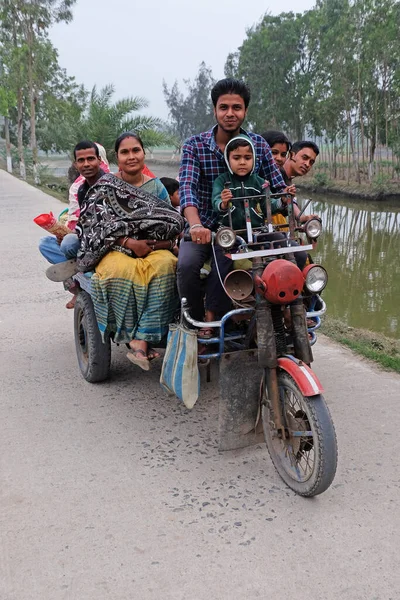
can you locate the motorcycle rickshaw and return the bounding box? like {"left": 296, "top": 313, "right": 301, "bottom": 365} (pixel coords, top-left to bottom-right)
{"left": 73, "top": 188, "right": 337, "bottom": 497}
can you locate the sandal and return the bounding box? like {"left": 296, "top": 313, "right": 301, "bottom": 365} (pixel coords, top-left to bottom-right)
{"left": 126, "top": 348, "right": 151, "bottom": 371}
{"left": 198, "top": 327, "right": 214, "bottom": 339}
{"left": 46, "top": 259, "right": 79, "bottom": 282}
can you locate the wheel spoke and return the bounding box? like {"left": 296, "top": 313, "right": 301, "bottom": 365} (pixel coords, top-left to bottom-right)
{"left": 262, "top": 371, "right": 337, "bottom": 496}
{"left": 266, "top": 380, "right": 316, "bottom": 483}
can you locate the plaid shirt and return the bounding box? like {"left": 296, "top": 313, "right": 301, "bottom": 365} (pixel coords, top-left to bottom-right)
{"left": 179, "top": 125, "right": 286, "bottom": 229}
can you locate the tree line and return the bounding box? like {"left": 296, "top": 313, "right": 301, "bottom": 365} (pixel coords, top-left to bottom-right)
{"left": 164, "top": 0, "right": 400, "bottom": 187}
{"left": 0, "top": 0, "right": 167, "bottom": 184}
{"left": 1, "top": 0, "right": 399, "bottom": 189}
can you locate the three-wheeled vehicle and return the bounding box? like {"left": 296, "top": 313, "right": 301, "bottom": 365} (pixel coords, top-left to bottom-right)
{"left": 73, "top": 188, "right": 337, "bottom": 497}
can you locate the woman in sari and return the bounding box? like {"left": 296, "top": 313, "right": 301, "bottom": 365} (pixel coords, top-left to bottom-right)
{"left": 76, "top": 132, "right": 184, "bottom": 370}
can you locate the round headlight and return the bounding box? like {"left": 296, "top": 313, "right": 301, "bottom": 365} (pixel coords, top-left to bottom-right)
{"left": 305, "top": 218, "right": 322, "bottom": 239}
{"left": 304, "top": 265, "right": 328, "bottom": 293}
{"left": 215, "top": 227, "right": 236, "bottom": 249}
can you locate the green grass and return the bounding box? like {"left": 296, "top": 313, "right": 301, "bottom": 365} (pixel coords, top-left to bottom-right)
{"left": 36, "top": 184, "right": 68, "bottom": 203}
{"left": 24, "top": 174, "right": 69, "bottom": 204}
{"left": 322, "top": 316, "right": 400, "bottom": 373}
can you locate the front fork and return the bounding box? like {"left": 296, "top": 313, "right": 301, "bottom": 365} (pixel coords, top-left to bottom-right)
{"left": 254, "top": 257, "right": 286, "bottom": 439}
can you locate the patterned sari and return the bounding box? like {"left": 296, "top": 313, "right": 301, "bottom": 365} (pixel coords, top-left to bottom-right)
{"left": 77, "top": 174, "right": 184, "bottom": 344}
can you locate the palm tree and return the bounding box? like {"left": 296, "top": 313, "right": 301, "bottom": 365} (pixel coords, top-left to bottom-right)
{"left": 78, "top": 84, "right": 169, "bottom": 158}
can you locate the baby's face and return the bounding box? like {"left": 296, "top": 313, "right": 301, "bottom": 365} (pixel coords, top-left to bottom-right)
{"left": 229, "top": 145, "right": 253, "bottom": 177}
{"left": 170, "top": 190, "right": 180, "bottom": 207}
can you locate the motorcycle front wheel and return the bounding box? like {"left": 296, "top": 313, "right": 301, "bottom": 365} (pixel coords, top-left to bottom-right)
{"left": 262, "top": 372, "right": 337, "bottom": 497}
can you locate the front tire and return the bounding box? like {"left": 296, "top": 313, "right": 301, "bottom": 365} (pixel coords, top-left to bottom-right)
{"left": 74, "top": 291, "right": 111, "bottom": 383}
{"left": 262, "top": 372, "right": 337, "bottom": 496}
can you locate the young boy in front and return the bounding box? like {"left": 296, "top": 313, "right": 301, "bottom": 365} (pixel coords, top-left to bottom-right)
{"left": 211, "top": 134, "right": 306, "bottom": 323}
{"left": 207, "top": 135, "right": 290, "bottom": 324}
{"left": 212, "top": 134, "right": 286, "bottom": 229}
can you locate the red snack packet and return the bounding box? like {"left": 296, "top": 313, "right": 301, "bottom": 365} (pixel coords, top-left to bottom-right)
{"left": 33, "top": 212, "right": 71, "bottom": 241}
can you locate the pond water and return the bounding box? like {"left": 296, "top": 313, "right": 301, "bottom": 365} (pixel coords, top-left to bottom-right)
{"left": 300, "top": 193, "right": 400, "bottom": 339}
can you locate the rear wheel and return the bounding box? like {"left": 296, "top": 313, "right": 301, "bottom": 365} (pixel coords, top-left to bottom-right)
{"left": 262, "top": 372, "right": 337, "bottom": 496}
{"left": 74, "top": 291, "right": 111, "bottom": 383}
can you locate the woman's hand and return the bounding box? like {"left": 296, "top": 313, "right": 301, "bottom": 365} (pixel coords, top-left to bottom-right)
{"left": 127, "top": 239, "right": 152, "bottom": 257}
{"left": 144, "top": 240, "right": 175, "bottom": 252}
{"left": 220, "top": 188, "right": 233, "bottom": 210}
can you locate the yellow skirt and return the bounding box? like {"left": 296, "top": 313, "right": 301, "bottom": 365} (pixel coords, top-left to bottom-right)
{"left": 92, "top": 250, "right": 178, "bottom": 343}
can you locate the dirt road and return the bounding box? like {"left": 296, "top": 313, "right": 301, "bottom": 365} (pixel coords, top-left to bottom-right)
{"left": 1, "top": 170, "right": 399, "bottom": 600}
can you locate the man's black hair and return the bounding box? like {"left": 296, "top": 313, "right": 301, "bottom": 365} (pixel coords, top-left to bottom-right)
{"left": 226, "top": 139, "right": 252, "bottom": 158}
{"left": 160, "top": 177, "right": 179, "bottom": 196}
{"left": 291, "top": 140, "right": 320, "bottom": 156}
{"left": 73, "top": 140, "right": 99, "bottom": 160}
{"left": 261, "top": 130, "right": 291, "bottom": 152}
{"left": 211, "top": 78, "right": 251, "bottom": 108}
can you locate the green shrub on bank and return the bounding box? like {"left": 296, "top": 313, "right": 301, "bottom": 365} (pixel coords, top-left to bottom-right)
{"left": 322, "top": 317, "right": 400, "bottom": 373}
{"left": 312, "top": 172, "right": 331, "bottom": 187}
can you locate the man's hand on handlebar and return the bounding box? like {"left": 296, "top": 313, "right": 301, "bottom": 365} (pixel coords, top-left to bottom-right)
{"left": 183, "top": 206, "right": 212, "bottom": 244}
{"left": 190, "top": 225, "right": 211, "bottom": 244}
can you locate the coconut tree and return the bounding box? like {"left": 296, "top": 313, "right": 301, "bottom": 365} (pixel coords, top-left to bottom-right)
{"left": 78, "top": 84, "right": 169, "bottom": 159}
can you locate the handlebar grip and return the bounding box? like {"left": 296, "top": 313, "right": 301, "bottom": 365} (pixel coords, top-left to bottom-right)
{"left": 183, "top": 231, "right": 215, "bottom": 242}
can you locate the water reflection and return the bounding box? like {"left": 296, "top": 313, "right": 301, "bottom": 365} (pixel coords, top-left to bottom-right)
{"left": 300, "top": 194, "right": 400, "bottom": 339}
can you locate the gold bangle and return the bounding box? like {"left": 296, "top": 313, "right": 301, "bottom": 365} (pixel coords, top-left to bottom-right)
{"left": 121, "top": 236, "right": 129, "bottom": 248}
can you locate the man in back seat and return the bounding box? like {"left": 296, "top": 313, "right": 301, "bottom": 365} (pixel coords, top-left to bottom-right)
{"left": 39, "top": 140, "right": 104, "bottom": 307}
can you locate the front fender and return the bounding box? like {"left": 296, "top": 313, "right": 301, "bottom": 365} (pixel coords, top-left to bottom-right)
{"left": 277, "top": 355, "right": 324, "bottom": 397}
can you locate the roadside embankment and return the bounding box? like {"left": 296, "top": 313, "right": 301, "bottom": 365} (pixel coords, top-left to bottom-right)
{"left": 299, "top": 176, "right": 400, "bottom": 202}
{"left": 322, "top": 316, "right": 400, "bottom": 373}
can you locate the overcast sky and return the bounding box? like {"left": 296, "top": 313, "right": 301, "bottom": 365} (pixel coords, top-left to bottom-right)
{"left": 50, "top": 0, "right": 316, "bottom": 121}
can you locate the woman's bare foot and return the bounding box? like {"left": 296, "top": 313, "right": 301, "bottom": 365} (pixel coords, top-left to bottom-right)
{"left": 66, "top": 295, "right": 76, "bottom": 309}
{"left": 147, "top": 348, "right": 161, "bottom": 361}
{"left": 128, "top": 339, "right": 148, "bottom": 355}
{"left": 198, "top": 309, "right": 216, "bottom": 339}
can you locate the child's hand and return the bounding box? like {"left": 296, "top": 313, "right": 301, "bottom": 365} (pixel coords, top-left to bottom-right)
{"left": 281, "top": 185, "right": 296, "bottom": 203}
{"left": 220, "top": 188, "right": 233, "bottom": 209}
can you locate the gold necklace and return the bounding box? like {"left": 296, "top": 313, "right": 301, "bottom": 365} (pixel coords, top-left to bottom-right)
{"left": 120, "top": 170, "right": 145, "bottom": 186}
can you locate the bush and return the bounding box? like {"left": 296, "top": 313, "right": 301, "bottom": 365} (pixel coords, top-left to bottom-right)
{"left": 312, "top": 172, "right": 330, "bottom": 187}
{"left": 371, "top": 173, "right": 391, "bottom": 191}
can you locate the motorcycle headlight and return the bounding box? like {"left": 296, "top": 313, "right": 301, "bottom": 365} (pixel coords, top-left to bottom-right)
{"left": 215, "top": 227, "right": 236, "bottom": 249}
{"left": 304, "top": 265, "right": 328, "bottom": 293}
{"left": 305, "top": 218, "right": 322, "bottom": 239}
